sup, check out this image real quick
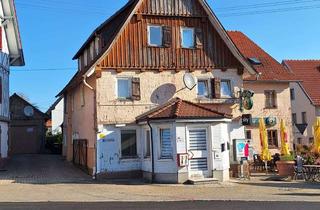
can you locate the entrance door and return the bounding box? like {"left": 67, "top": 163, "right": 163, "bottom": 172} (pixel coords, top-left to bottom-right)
{"left": 188, "top": 128, "right": 209, "bottom": 179}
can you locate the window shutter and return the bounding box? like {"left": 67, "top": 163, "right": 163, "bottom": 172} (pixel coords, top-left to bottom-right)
{"left": 212, "top": 78, "right": 221, "bottom": 99}
{"left": 162, "top": 26, "right": 172, "bottom": 47}
{"left": 0, "top": 28, "right": 2, "bottom": 50}
{"left": 131, "top": 77, "right": 141, "bottom": 101}
{"left": 195, "top": 28, "right": 203, "bottom": 49}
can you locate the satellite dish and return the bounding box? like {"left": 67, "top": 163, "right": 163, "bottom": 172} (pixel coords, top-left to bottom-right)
{"left": 183, "top": 73, "right": 196, "bottom": 90}
{"left": 24, "top": 106, "right": 34, "bottom": 117}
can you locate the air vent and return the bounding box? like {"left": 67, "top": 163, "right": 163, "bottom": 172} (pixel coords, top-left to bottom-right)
{"left": 317, "top": 65, "right": 320, "bottom": 72}
{"left": 248, "top": 57, "right": 262, "bottom": 65}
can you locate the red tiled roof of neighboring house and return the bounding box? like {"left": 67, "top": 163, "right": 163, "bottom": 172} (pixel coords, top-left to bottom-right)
{"left": 283, "top": 60, "right": 320, "bottom": 106}
{"left": 136, "top": 98, "right": 232, "bottom": 122}
{"left": 228, "top": 31, "right": 297, "bottom": 82}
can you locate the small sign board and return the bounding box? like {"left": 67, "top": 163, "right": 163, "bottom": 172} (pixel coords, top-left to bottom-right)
{"left": 242, "top": 114, "right": 252, "bottom": 126}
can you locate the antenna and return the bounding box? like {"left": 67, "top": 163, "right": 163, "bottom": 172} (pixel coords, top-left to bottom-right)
{"left": 183, "top": 73, "right": 197, "bottom": 90}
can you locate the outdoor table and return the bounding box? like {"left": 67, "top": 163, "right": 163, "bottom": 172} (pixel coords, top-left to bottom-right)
{"left": 303, "top": 165, "right": 320, "bottom": 182}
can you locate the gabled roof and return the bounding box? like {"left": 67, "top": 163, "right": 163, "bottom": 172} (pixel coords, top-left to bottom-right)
{"left": 46, "top": 96, "right": 63, "bottom": 116}
{"left": 72, "top": 0, "right": 256, "bottom": 73}
{"left": 59, "top": 0, "right": 258, "bottom": 97}
{"left": 136, "top": 98, "right": 232, "bottom": 122}
{"left": 73, "top": 0, "right": 139, "bottom": 60}
{"left": 10, "top": 93, "right": 49, "bottom": 119}
{"left": 283, "top": 60, "right": 320, "bottom": 106}
{"left": 228, "top": 31, "right": 297, "bottom": 82}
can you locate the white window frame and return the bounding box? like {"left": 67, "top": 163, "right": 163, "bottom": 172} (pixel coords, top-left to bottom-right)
{"left": 181, "top": 27, "right": 195, "bottom": 49}
{"left": 220, "top": 79, "right": 233, "bottom": 98}
{"left": 147, "top": 25, "right": 163, "bottom": 47}
{"left": 116, "top": 77, "right": 132, "bottom": 100}
{"left": 197, "top": 78, "right": 211, "bottom": 98}
{"left": 159, "top": 127, "right": 173, "bottom": 160}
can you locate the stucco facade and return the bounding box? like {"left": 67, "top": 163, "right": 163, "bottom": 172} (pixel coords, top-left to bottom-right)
{"left": 243, "top": 81, "right": 293, "bottom": 155}
{"left": 290, "top": 82, "right": 318, "bottom": 146}
{"left": 96, "top": 69, "right": 243, "bottom": 124}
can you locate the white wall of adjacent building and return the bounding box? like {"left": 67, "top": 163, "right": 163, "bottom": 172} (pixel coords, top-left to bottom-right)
{"left": 290, "top": 82, "right": 317, "bottom": 145}
{"left": 51, "top": 98, "right": 64, "bottom": 134}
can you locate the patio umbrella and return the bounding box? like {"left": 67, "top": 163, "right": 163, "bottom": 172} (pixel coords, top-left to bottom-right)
{"left": 314, "top": 117, "right": 320, "bottom": 153}
{"left": 259, "top": 118, "right": 271, "bottom": 173}
{"left": 280, "top": 119, "right": 290, "bottom": 156}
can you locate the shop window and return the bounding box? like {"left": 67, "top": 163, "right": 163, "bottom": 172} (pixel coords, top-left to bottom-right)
{"left": 121, "top": 130, "right": 137, "bottom": 158}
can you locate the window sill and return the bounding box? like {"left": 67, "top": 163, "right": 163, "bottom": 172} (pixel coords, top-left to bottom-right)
{"left": 147, "top": 45, "right": 164, "bottom": 48}
{"left": 158, "top": 158, "right": 174, "bottom": 162}
{"left": 143, "top": 157, "right": 151, "bottom": 160}
{"left": 268, "top": 146, "right": 279, "bottom": 149}
{"left": 264, "top": 107, "right": 278, "bottom": 110}
{"left": 117, "top": 98, "right": 133, "bottom": 102}
{"left": 120, "top": 157, "right": 140, "bottom": 161}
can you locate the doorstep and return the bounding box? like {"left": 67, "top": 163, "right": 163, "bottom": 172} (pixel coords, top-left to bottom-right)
{"left": 185, "top": 178, "right": 219, "bottom": 185}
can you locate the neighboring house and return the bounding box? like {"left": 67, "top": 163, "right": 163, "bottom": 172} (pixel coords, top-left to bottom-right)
{"left": 46, "top": 96, "right": 64, "bottom": 135}
{"left": 58, "top": 0, "right": 257, "bottom": 183}
{"left": 283, "top": 60, "right": 320, "bottom": 146}
{"left": 228, "top": 31, "right": 297, "bottom": 156}
{"left": 9, "top": 94, "right": 48, "bottom": 155}
{"left": 0, "top": 0, "right": 24, "bottom": 163}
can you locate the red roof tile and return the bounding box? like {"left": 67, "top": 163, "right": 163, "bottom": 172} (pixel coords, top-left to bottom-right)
{"left": 283, "top": 60, "right": 320, "bottom": 106}
{"left": 228, "top": 31, "right": 297, "bottom": 82}
{"left": 136, "top": 98, "right": 231, "bottom": 122}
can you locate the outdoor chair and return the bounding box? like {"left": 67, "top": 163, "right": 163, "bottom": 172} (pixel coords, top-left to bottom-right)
{"left": 252, "top": 154, "right": 265, "bottom": 171}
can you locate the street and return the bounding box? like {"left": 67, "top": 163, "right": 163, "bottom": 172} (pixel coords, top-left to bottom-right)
{"left": 0, "top": 201, "right": 319, "bottom": 210}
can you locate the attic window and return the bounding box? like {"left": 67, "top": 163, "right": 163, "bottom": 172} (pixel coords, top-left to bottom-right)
{"left": 248, "top": 57, "right": 262, "bottom": 65}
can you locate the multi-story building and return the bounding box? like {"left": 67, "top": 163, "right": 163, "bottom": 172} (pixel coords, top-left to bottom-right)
{"left": 0, "top": 0, "right": 24, "bottom": 165}
{"left": 283, "top": 60, "right": 320, "bottom": 146}
{"left": 229, "top": 31, "right": 297, "bottom": 156}
{"left": 58, "top": 0, "right": 258, "bottom": 183}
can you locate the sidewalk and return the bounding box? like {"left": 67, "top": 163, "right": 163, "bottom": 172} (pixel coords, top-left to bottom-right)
{"left": 0, "top": 177, "right": 319, "bottom": 203}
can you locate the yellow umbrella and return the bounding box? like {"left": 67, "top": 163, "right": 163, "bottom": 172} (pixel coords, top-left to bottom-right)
{"left": 259, "top": 118, "right": 271, "bottom": 161}
{"left": 280, "top": 119, "right": 290, "bottom": 156}
{"left": 314, "top": 117, "right": 320, "bottom": 153}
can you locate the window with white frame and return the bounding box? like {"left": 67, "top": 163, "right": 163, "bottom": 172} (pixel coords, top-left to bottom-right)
{"left": 220, "top": 79, "right": 232, "bottom": 98}
{"left": 121, "top": 130, "right": 137, "bottom": 158}
{"left": 197, "top": 79, "right": 210, "bottom": 98}
{"left": 148, "top": 25, "right": 163, "bottom": 47}
{"left": 144, "top": 130, "right": 151, "bottom": 158}
{"left": 117, "top": 78, "right": 131, "bottom": 99}
{"left": 181, "top": 27, "right": 195, "bottom": 48}
{"left": 160, "top": 128, "right": 172, "bottom": 159}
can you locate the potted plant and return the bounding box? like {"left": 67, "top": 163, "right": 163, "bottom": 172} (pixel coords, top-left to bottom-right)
{"left": 276, "top": 153, "right": 295, "bottom": 177}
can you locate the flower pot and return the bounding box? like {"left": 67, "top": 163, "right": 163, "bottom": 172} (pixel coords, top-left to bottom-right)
{"left": 276, "top": 160, "right": 295, "bottom": 177}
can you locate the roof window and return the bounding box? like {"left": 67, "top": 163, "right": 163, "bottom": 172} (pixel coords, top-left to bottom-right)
{"left": 248, "top": 57, "right": 262, "bottom": 65}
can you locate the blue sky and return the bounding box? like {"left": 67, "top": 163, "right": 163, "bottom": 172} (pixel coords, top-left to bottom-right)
{"left": 11, "top": 0, "right": 320, "bottom": 111}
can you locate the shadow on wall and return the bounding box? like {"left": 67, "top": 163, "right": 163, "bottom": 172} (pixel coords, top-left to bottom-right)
{"left": 150, "top": 83, "right": 177, "bottom": 105}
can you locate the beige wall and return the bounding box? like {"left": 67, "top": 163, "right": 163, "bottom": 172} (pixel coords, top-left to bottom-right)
{"left": 64, "top": 76, "right": 97, "bottom": 172}
{"left": 96, "top": 69, "right": 244, "bottom": 125}
{"left": 243, "top": 81, "right": 293, "bottom": 154}
{"left": 290, "top": 82, "right": 317, "bottom": 145}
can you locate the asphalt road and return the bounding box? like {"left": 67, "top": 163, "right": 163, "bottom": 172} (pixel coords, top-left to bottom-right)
{"left": 0, "top": 201, "right": 319, "bottom": 210}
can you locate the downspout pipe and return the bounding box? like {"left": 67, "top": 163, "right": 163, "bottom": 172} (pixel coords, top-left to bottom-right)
{"left": 82, "top": 75, "right": 98, "bottom": 180}
{"left": 147, "top": 119, "right": 155, "bottom": 183}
